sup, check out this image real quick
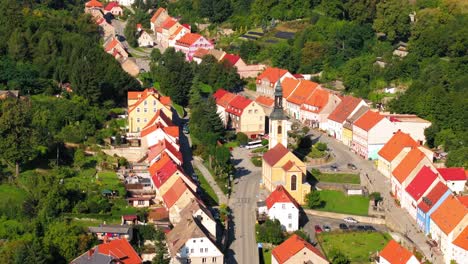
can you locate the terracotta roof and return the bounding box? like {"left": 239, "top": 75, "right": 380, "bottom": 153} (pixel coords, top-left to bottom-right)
{"left": 281, "top": 78, "right": 301, "bottom": 98}
{"left": 328, "top": 96, "right": 363, "bottom": 123}
{"left": 226, "top": 95, "right": 252, "bottom": 116}
{"left": 213, "top": 89, "right": 229, "bottom": 101}
{"left": 379, "top": 240, "right": 415, "bottom": 264}
{"left": 272, "top": 234, "right": 326, "bottom": 264}
{"left": 223, "top": 53, "right": 241, "bottom": 66}
{"left": 301, "top": 87, "right": 329, "bottom": 113}
{"left": 405, "top": 166, "right": 439, "bottom": 201}
{"left": 128, "top": 89, "right": 148, "bottom": 100}
{"left": 104, "top": 38, "right": 120, "bottom": 52}
{"left": 122, "top": 215, "right": 137, "bottom": 221}
{"left": 161, "top": 17, "right": 178, "bottom": 29}
{"left": 257, "top": 67, "right": 289, "bottom": 85}
{"left": 255, "top": 96, "right": 274, "bottom": 107}
{"left": 162, "top": 178, "right": 188, "bottom": 208}
{"left": 392, "top": 148, "right": 427, "bottom": 183}
{"left": 182, "top": 24, "right": 190, "bottom": 30}
{"left": 216, "top": 92, "right": 236, "bottom": 108}
{"left": 148, "top": 152, "right": 171, "bottom": 176}
{"left": 176, "top": 33, "right": 202, "bottom": 47}
{"left": 147, "top": 139, "right": 182, "bottom": 164}
{"left": 437, "top": 168, "right": 467, "bottom": 181}
{"left": 457, "top": 196, "right": 468, "bottom": 208}
{"left": 151, "top": 160, "right": 179, "bottom": 188}
{"left": 143, "top": 110, "right": 173, "bottom": 129}
{"left": 148, "top": 207, "right": 169, "bottom": 221}
{"left": 193, "top": 48, "right": 209, "bottom": 58}
{"left": 151, "top": 7, "right": 166, "bottom": 23}
{"left": 104, "top": 1, "right": 119, "bottom": 11}
{"left": 162, "top": 126, "right": 179, "bottom": 138}
{"left": 452, "top": 226, "right": 468, "bottom": 250}
{"left": 282, "top": 160, "right": 301, "bottom": 172}
{"left": 169, "top": 26, "right": 185, "bottom": 40}
{"left": 343, "top": 105, "right": 370, "bottom": 130}
{"left": 265, "top": 185, "right": 299, "bottom": 209}
{"left": 85, "top": 0, "right": 103, "bottom": 8}
{"left": 128, "top": 88, "right": 172, "bottom": 113}
{"left": 418, "top": 182, "right": 449, "bottom": 213}
{"left": 98, "top": 239, "right": 141, "bottom": 264}
{"left": 263, "top": 144, "right": 289, "bottom": 166}
{"left": 286, "top": 80, "right": 318, "bottom": 105}
{"left": 160, "top": 96, "right": 171, "bottom": 106}
{"left": 353, "top": 110, "right": 384, "bottom": 131}
{"left": 378, "top": 131, "right": 419, "bottom": 162}
{"left": 431, "top": 195, "right": 467, "bottom": 235}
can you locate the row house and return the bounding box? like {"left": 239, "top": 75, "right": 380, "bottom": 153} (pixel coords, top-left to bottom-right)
{"left": 255, "top": 96, "right": 275, "bottom": 117}
{"left": 150, "top": 8, "right": 169, "bottom": 32}
{"left": 300, "top": 88, "right": 341, "bottom": 131}
{"left": 162, "top": 177, "right": 198, "bottom": 223}
{"left": 225, "top": 95, "right": 266, "bottom": 138}
{"left": 326, "top": 96, "right": 367, "bottom": 141}
{"left": 437, "top": 168, "right": 467, "bottom": 193}
{"left": 261, "top": 185, "right": 300, "bottom": 232}
{"left": 451, "top": 226, "right": 468, "bottom": 264}
{"left": 377, "top": 240, "right": 420, "bottom": 264}
{"left": 140, "top": 117, "right": 178, "bottom": 150}
{"left": 156, "top": 17, "right": 182, "bottom": 49}
{"left": 383, "top": 114, "right": 431, "bottom": 144}
{"left": 341, "top": 105, "right": 369, "bottom": 147}
{"left": 104, "top": 37, "right": 128, "bottom": 60}
{"left": 256, "top": 67, "right": 294, "bottom": 97}
{"left": 281, "top": 78, "right": 300, "bottom": 109}
{"left": 213, "top": 89, "right": 235, "bottom": 126}
{"left": 147, "top": 139, "right": 182, "bottom": 165}
{"left": 416, "top": 182, "right": 451, "bottom": 235}
{"left": 272, "top": 234, "right": 328, "bottom": 264}
{"left": 284, "top": 80, "right": 318, "bottom": 120}
{"left": 84, "top": 0, "right": 103, "bottom": 16}
{"left": 168, "top": 24, "right": 190, "bottom": 47}
{"left": 174, "top": 33, "right": 214, "bottom": 61}
{"left": 104, "top": 1, "right": 123, "bottom": 16}
{"left": 351, "top": 110, "right": 396, "bottom": 160}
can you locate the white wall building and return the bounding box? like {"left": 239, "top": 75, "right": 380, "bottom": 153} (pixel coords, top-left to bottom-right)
{"left": 265, "top": 185, "right": 300, "bottom": 232}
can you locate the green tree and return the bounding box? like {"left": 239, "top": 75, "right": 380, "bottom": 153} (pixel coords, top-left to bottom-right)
{"left": 329, "top": 249, "right": 350, "bottom": 264}
{"left": 8, "top": 29, "right": 28, "bottom": 61}
{"left": 306, "top": 191, "right": 322, "bottom": 209}
{"left": 446, "top": 147, "right": 468, "bottom": 169}
{"left": 236, "top": 132, "right": 249, "bottom": 145}
{"left": 344, "top": 0, "right": 377, "bottom": 24}
{"left": 124, "top": 20, "right": 138, "bottom": 47}
{"left": 373, "top": 0, "right": 411, "bottom": 42}
{"left": 256, "top": 219, "right": 285, "bottom": 245}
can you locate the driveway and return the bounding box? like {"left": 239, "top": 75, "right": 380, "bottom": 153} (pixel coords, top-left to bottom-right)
{"left": 226, "top": 147, "right": 262, "bottom": 264}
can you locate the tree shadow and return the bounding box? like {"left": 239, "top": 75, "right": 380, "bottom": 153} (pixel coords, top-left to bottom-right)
{"left": 234, "top": 166, "right": 251, "bottom": 179}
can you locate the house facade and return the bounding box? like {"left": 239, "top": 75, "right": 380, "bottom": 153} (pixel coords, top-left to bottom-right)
{"left": 437, "top": 168, "right": 467, "bottom": 193}
{"left": 378, "top": 240, "right": 420, "bottom": 264}
{"left": 150, "top": 8, "right": 169, "bottom": 32}
{"left": 341, "top": 105, "right": 369, "bottom": 147}
{"left": 327, "top": 96, "right": 366, "bottom": 141}
{"left": 416, "top": 182, "right": 451, "bottom": 235}
{"left": 284, "top": 80, "right": 318, "bottom": 120}
{"left": 225, "top": 95, "right": 266, "bottom": 137}
{"left": 377, "top": 131, "right": 419, "bottom": 178}
{"left": 256, "top": 67, "right": 294, "bottom": 97}
{"left": 272, "top": 234, "right": 328, "bottom": 264}
{"left": 300, "top": 88, "right": 341, "bottom": 130}
{"left": 104, "top": 1, "right": 123, "bottom": 16}
{"left": 174, "top": 33, "right": 214, "bottom": 61}
{"left": 265, "top": 185, "right": 300, "bottom": 232}
{"left": 383, "top": 114, "right": 431, "bottom": 144}
{"left": 137, "top": 28, "right": 155, "bottom": 47}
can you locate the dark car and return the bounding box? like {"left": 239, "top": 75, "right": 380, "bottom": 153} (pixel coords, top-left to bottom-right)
{"left": 339, "top": 223, "right": 349, "bottom": 230}
{"left": 330, "top": 165, "right": 339, "bottom": 171}
{"left": 314, "top": 225, "right": 323, "bottom": 233}
{"left": 347, "top": 163, "right": 357, "bottom": 170}
{"left": 364, "top": 225, "right": 376, "bottom": 231}
{"left": 348, "top": 225, "right": 357, "bottom": 230}
{"left": 183, "top": 123, "right": 189, "bottom": 134}
{"left": 323, "top": 225, "right": 331, "bottom": 232}
{"left": 357, "top": 225, "right": 366, "bottom": 231}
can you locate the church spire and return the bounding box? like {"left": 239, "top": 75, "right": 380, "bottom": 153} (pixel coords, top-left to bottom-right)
{"left": 270, "top": 79, "right": 286, "bottom": 120}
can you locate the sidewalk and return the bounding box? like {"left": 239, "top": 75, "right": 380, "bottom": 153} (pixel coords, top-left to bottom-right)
{"left": 192, "top": 157, "right": 228, "bottom": 205}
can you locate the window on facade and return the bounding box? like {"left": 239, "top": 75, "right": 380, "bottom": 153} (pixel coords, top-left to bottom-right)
{"left": 144, "top": 100, "right": 147, "bottom": 105}
{"left": 289, "top": 223, "right": 292, "bottom": 228}
{"left": 278, "top": 125, "right": 282, "bottom": 134}
{"left": 193, "top": 240, "right": 196, "bottom": 243}
{"left": 248, "top": 110, "right": 252, "bottom": 114}
{"left": 202, "top": 258, "right": 206, "bottom": 263}
{"left": 200, "top": 248, "right": 203, "bottom": 253}
{"left": 186, "top": 248, "right": 189, "bottom": 254}
{"left": 137, "top": 200, "right": 145, "bottom": 205}
{"left": 288, "top": 213, "right": 292, "bottom": 219}
{"left": 212, "top": 258, "right": 216, "bottom": 263}
{"left": 153, "top": 100, "right": 157, "bottom": 105}
{"left": 144, "top": 118, "right": 147, "bottom": 123}
{"left": 291, "top": 175, "right": 297, "bottom": 191}
{"left": 144, "top": 108, "right": 147, "bottom": 113}
{"left": 282, "top": 204, "right": 285, "bottom": 209}
{"left": 255, "top": 109, "right": 258, "bottom": 113}
{"left": 191, "top": 249, "right": 194, "bottom": 253}
{"left": 137, "top": 108, "right": 140, "bottom": 112}
{"left": 205, "top": 248, "right": 208, "bottom": 252}
{"left": 153, "top": 108, "right": 157, "bottom": 112}
{"left": 137, "top": 118, "right": 140, "bottom": 123}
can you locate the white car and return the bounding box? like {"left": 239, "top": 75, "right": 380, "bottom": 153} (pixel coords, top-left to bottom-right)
{"left": 343, "top": 217, "right": 358, "bottom": 224}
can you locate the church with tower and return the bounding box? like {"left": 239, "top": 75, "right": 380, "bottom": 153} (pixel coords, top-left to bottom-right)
{"left": 262, "top": 81, "right": 311, "bottom": 204}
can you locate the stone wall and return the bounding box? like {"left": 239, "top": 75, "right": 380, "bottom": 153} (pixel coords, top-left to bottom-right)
{"left": 304, "top": 209, "right": 386, "bottom": 225}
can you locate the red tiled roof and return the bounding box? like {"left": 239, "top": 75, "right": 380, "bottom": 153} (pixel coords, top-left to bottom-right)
{"left": 160, "top": 96, "right": 171, "bottom": 106}
{"left": 379, "top": 240, "right": 414, "bottom": 264}
{"left": 292, "top": 73, "right": 304, "bottom": 79}
{"left": 431, "top": 195, "right": 467, "bottom": 235}
{"left": 193, "top": 48, "right": 209, "bottom": 58}
{"left": 257, "top": 67, "right": 289, "bottom": 85}
{"left": 437, "top": 168, "right": 466, "bottom": 181}
{"left": 161, "top": 17, "right": 178, "bottom": 29}
{"left": 301, "top": 87, "right": 329, "bottom": 113}
{"left": 176, "top": 33, "right": 202, "bottom": 47}
{"left": 328, "top": 96, "right": 363, "bottom": 123}
{"left": 143, "top": 110, "right": 173, "bottom": 129}
{"left": 147, "top": 139, "right": 181, "bottom": 164}
{"left": 104, "top": 1, "right": 119, "bottom": 11}
{"left": 122, "top": 214, "right": 137, "bottom": 221}
{"left": 287, "top": 80, "right": 318, "bottom": 105}
{"left": 162, "top": 178, "right": 188, "bottom": 208}
{"left": 97, "top": 239, "right": 142, "bottom": 264}
{"left": 281, "top": 78, "right": 300, "bottom": 98}
{"left": 128, "top": 88, "right": 172, "bottom": 113}
{"left": 105, "top": 38, "right": 120, "bottom": 52}
{"left": 223, "top": 53, "right": 241, "bottom": 66}
{"left": 405, "top": 166, "right": 439, "bottom": 201}
{"left": 272, "top": 234, "right": 326, "bottom": 264}
{"left": 263, "top": 144, "right": 289, "bottom": 166}
{"left": 392, "top": 148, "right": 427, "bottom": 183}
{"left": 151, "top": 7, "right": 166, "bottom": 23}
{"left": 151, "top": 160, "right": 179, "bottom": 188}
{"left": 162, "top": 126, "right": 179, "bottom": 138}
{"left": 226, "top": 95, "right": 252, "bottom": 116}
{"left": 182, "top": 24, "right": 190, "bottom": 30}
{"left": 255, "top": 96, "right": 274, "bottom": 107}
{"left": 148, "top": 153, "right": 171, "bottom": 176}
{"left": 213, "top": 89, "right": 229, "bottom": 101}
{"left": 265, "top": 185, "right": 299, "bottom": 209}
{"left": 353, "top": 110, "right": 384, "bottom": 131}
{"left": 418, "top": 182, "right": 449, "bottom": 213}
{"left": 378, "top": 131, "right": 419, "bottom": 162}
{"left": 148, "top": 207, "right": 169, "bottom": 221}
{"left": 458, "top": 196, "right": 468, "bottom": 208}
{"left": 216, "top": 92, "right": 236, "bottom": 108}
{"left": 453, "top": 226, "right": 468, "bottom": 250}
{"left": 86, "top": 0, "right": 103, "bottom": 8}
{"left": 128, "top": 89, "right": 148, "bottom": 100}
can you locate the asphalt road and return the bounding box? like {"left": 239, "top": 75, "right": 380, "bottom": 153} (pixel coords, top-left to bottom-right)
{"left": 227, "top": 147, "right": 262, "bottom": 264}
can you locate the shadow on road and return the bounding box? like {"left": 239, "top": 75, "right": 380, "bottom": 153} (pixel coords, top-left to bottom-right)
{"left": 234, "top": 166, "right": 252, "bottom": 179}
{"left": 225, "top": 215, "right": 239, "bottom": 264}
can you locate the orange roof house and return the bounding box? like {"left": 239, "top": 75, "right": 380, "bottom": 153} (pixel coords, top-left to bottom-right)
{"left": 379, "top": 131, "right": 419, "bottom": 163}
{"left": 175, "top": 33, "right": 203, "bottom": 47}
{"left": 353, "top": 110, "right": 385, "bottom": 131}
{"left": 452, "top": 226, "right": 468, "bottom": 251}
{"left": 431, "top": 195, "right": 468, "bottom": 235}
{"left": 265, "top": 185, "right": 300, "bottom": 209}
{"left": 255, "top": 96, "right": 275, "bottom": 108}
{"left": 286, "top": 80, "right": 318, "bottom": 106}
{"left": 281, "top": 78, "right": 301, "bottom": 99}
{"left": 272, "top": 234, "right": 328, "bottom": 264}
{"left": 85, "top": 0, "right": 103, "bottom": 8}
{"left": 392, "top": 148, "right": 427, "bottom": 184}
{"left": 150, "top": 8, "right": 169, "bottom": 31}
{"left": 257, "top": 67, "right": 289, "bottom": 86}
{"left": 216, "top": 92, "right": 236, "bottom": 108}
{"left": 302, "top": 88, "right": 329, "bottom": 113}
{"left": 379, "top": 240, "right": 419, "bottom": 264}
{"left": 328, "top": 96, "right": 363, "bottom": 124}
{"left": 71, "top": 238, "right": 142, "bottom": 264}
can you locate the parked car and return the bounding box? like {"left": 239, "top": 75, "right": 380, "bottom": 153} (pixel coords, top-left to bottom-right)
{"left": 347, "top": 163, "right": 357, "bottom": 170}
{"left": 330, "top": 164, "right": 339, "bottom": 171}
{"left": 343, "top": 217, "right": 358, "bottom": 224}
{"left": 314, "top": 225, "right": 323, "bottom": 233}
{"left": 339, "top": 223, "right": 349, "bottom": 230}
{"left": 364, "top": 225, "right": 376, "bottom": 231}
{"left": 357, "top": 225, "right": 366, "bottom": 231}
{"left": 323, "top": 225, "right": 331, "bottom": 232}
{"left": 348, "top": 225, "right": 357, "bottom": 230}
{"left": 183, "top": 124, "right": 189, "bottom": 134}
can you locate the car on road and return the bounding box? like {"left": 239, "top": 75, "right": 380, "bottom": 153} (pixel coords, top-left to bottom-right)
{"left": 343, "top": 217, "right": 358, "bottom": 224}
{"left": 347, "top": 163, "right": 357, "bottom": 170}
{"left": 364, "top": 225, "right": 376, "bottom": 231}
{"left": 323, "top": 225, "right": 331, "bottom": 232}
{"left": 314, "top": 225, "right": 323, "bottom": 233}
{"left": 330, "top": 164, "right": 339, "bottom": 171}
{"left": 339, "top": 223, "right": 349, "bottom": 230}
{"left": 183, "top": 123, "right": 189, "bottom": 134}
{"left": 357, "top": 225, "right": 366, "bottom": 231}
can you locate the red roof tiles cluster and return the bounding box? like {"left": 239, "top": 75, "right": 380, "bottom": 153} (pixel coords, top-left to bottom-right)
{"left": 301, "top": 87, "right": 329, "bottom": 113}
{"left": 431, "top": 195, "right": 467, "bottom": 235}
{"left": 162, "top": 178, "right": 189, "bottom": 208}
{"left": 263, "top": 144, "right": 289, "bottom": 166}
{"left": 353, "top": 110, "right": 384, "bottom": 131}
{"left": 265, "top": 185, "right": 299, "bottom": 209}
{"left": 392, "top": 148, "right": 427, "bottom": 183}
{"left": 437, "top": 168, "right": 467, "bottom": 181}
{"left": 85, "top": 0, "right": 103, "bottom": 8}
{"left": 453, "top": 226, "right": 468, "bottom": 250}
{"left": 272, "top": 234, "right": 326, "bottom": 264}
{"left": 226, "top": 95, "right": 252, "bottom": 116}
{"left": 104, "top": 1, "right": 120, "bottom": 11}
{"left": 223, "top": 53, "right": 241, "bottom": 66}
{"left": 286, "top": 80, "right": 318, "bottom": 105}
{"left": 97, "top": 239, "right": 141, "bottom": 264}
{"left": 176, "top": 33, "right": 203, "bottom": 47}
{"left": 405, "top": 166, "right": 439, "bottom": 201}
{"left": 257, "top": 67, "right": 290, "bottom": 85}
{"left": 379, "top": 240, "right": 416, "bottom": 264}
{"left": 281, "top": 78, "right": 301, "bottom": 98}
{"left": 151, "top": 7, "right": 166, "bottom": 23}
{"left": 417, "top": 182, "right": 449, "bottom": 213}
{"left": 378, "top": 131, "right": 419, "bottom": 162}
{"left": 327, "top": 96, "right": 363, "bottom": 123}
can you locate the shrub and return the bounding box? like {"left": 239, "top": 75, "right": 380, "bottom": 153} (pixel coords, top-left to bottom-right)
{"left": 236, "top": 132, "right": 248, "bottom": 145}
{"left": 315, "top": 142, "right": 328, "bottom": 151}
{"left": 305, "top": 191, "right": 322, "bottom": 209}
{"left": 261, "top": 139, "right": 268, "bottom": 146}
{"left": 256, "top": 219, "right": 285, "bottom": 245}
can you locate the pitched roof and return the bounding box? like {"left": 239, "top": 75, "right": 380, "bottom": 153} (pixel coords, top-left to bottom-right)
{"left": 272, "top": 234, "right": 326, "bottom": 264}
{"left": 162, "top": 178, "right": 188, "bottom": 208}
{"left": 353, "top": 110, "right": 384, "bottom": 131}
{"left": 265, "top": 185, "right": 299, "bottom": 209}
{"left": 143, "top": 109, "right": 173, "bottom": 129}
{"left": 169, "top": 26, "right": 185, "bottom": 40}
{"left": 392, "top": 148, "right": 427, "bottom": 183}
{"left": 457, "top": 196, "right": 468, "bottom": 208}
{"left": 286, "top": 80, "right": 318, "bottom": 105}
{"left": 378, "top": 131, "right": 419, "bottom": 162}
{"left": 193, "top": 48, "right": 209, "bottom": 58}
{"left": 263, "top": 144, "right": 289, "bottom": 166}
{"left": 302, "top": 87, "right": 329, "bottom": 113}
{"left": 85, "top": 0, "right": 103, "bottom": 8}
{"left": 161, "top": 17, "right": 178, "bottom": 30}
{"left": 148, "top": 207, "right": 169, "bottom": 221}
{"left": 213, "top": 89, "right": 229, "bottom": 101}
{"left": 162, "top": 126, "right": 179, "bottom": 138}
{"left": 431, "top": 195, "right": 467, "bottom": 235}
{"left": 147, "top": 139, "right": 182, "bottom": 164}
{"left": 72, "top": 239, "right": 141, "bottom": 264}
{"left": 257, "top": 67, "right": 289, "bottom": 85}
{"left": 176, "top": 33, "right": 202, "bottom": 47}
{"left": 379, "top": 240, "right": 415, "bottom": 264}
{"left": 328, "top": 96, "right": 363, "bottom": 123}
{"left": 104, "top": 38, "right": 120, "bottom": 52}
{"left": 255, "top": 96, "right": 274, "bottom": 107}
{"left": 207, "top": 49, "right": 226, "bottom": 61}
{"left": 128, "top": 88, "right": 172, "bottom": 113}
{"left": 343, "top": 105, "right": 370, "bottom": 130}
{"left": 437, "top": 168, "right": 467, "bottom": 181}
{"left": 226, "top": 95, "right": 252, "bottom": 116}
{"left": 148, "top": 152, "right": 171, "bottom": 176}
{"left": 151, "top": 7, "right": 166, "bottom": 23}
{"left": 281, "top": 78, "right": 301, "bottom": 98}
{"left": 452, "top": 226, "right": 468, "bottom": 250}
{"left": 418, "top": 182, "right": 449, "bottom": 213}
{"left": 104, "top": 1, "right": 119, "bottom": 11}
{"left": 151, "top": 160, "right": 179, "bottom": 188}
{"left": 216, "top": 92, "right": 236, "bottom": 108}
{"left": 405, "top": 166, "right": 439, "bottom": 201}
{"left": 223, "top": 53, "right": 241, "bottom": 66}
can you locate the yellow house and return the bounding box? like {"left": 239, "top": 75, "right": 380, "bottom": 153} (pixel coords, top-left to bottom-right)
{"left": 262, "top": 143, "right": 311, "bottom": 204}
{"left": 225, "top": 94, "right": 266, "bottom": 138}
{"left": 127, "top": 88, "right": 172, "bottom": 133}
{"left": 341, "top": 105, "right": 369, "bottom": 147}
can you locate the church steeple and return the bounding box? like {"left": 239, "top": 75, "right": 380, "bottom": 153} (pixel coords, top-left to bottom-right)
{"left": 270, "top": 80, "right": 286, "bottom": 120}
{"left": 268, "top": 79, "right": 289, "bottom": 149}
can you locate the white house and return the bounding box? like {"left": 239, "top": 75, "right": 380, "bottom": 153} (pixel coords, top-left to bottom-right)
{"left": 351, "top": 110, "right": 396, "bottom": 160}
{"left": 272, "top": 234, "right": 328, "bottom": 264}
{"left": 378, "top": 240, "right": 420, "bottom": 264}
{"left": 284, "top": 80, "right": 318, "bottom": 120}
{"left": 256, "top": 67, "right": 295, "bottom": 97}
{"left": 265, "top": 185, "right": 300, "bottom": 232}
{"left": 450, "top": 226, "right": 468, "bottom": 264}
{"left": 174, "top": 33, "right": 214, "bottom": 61}
{"left": 166, "top": 217, "right": 223, "bottom": 264}
{"left": 327, "top": 96, "right": 367, "bottom": 141}
{"left": 136, "top": 25, "right": 155, "bottom": 47}
{"left": 383, "top": 114, "right": 431, "bottom": 144}
{"left": 213, "top": 89, "right": 236, "bottom": 127}
{"left": 300, "top": 88, "right": 341, "bottom": 130}
{"left": 437, "top": 168, "right": 467, "bottom": 194}
{"left": 178, "top": 199, "right": 218, "bottom": 239}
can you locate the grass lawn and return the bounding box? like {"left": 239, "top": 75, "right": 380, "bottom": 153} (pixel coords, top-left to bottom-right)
{"left": 194, "top": 167, "right": 219, "bottom": 206}
{"left": 172, "top": 103, "right": 184, "bottom": 118}
{"left": 316, "top": 173, "right": 360, "bottom": 184}
{"left": 261, "top": 248, "right": 272, "bottom": 264}
{"left": 317, "top": 190, "right": 369, "bottom": 216}
{"left": 0, "top": 184, "right": 27, "bottom": 211}
{"left": 317, "top": 231, "right": 391, "bottom": 263}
